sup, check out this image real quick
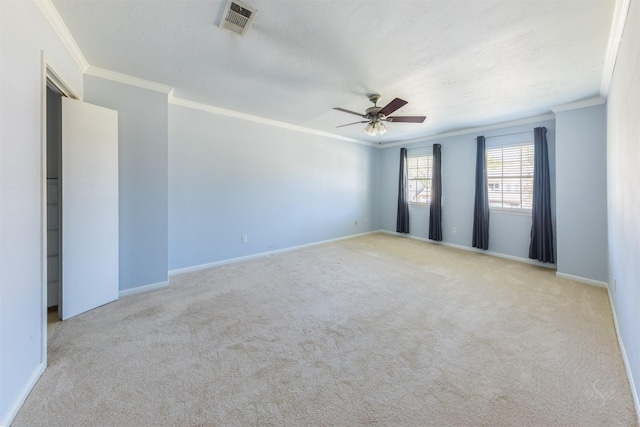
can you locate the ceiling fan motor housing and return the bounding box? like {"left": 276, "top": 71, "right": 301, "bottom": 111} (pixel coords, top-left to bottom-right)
{"left": 365, "top": 106, "right": 383, "bottom": 120}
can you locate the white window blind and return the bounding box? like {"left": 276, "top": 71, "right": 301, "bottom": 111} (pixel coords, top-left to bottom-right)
{"left": 408, "top": 155, "right": 432, "bottom": 204}
{"left": 486, "top": 144, "right": 534, "bottom": 209}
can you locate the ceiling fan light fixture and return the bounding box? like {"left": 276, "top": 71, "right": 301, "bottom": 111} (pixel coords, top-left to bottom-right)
{"left": 364, "top": 120, "right": 387, "bottom": 136}
{"left": 364, "top": 122, "right": 376, "bottom": 136}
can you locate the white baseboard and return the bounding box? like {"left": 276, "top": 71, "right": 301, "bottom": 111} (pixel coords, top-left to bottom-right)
{"left": 380, "top": 230, "right": 556, "bottom": 269}
{"left": 606, "top": 287, "right": 640, "bottom": 424}
{"left": 119, "top": 280, "right": 169, "bottom": 298}
{"left": 382, "top": 231, "right": 608, "bottom": 286}
{"left": 555, "top": 272, "right": 608, "bottom": 288}
{"left": 1, "top": 362, "right": 45, "bottom": 427}
{"left": 168, "top": 231, "right": 379, "bottom": 277}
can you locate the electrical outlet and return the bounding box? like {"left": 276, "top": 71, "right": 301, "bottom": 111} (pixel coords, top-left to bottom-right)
{"left": 453, "top": 227, "right": 457, "bottom": 233}
{"left": 242, "top": 235, "right": 248, "bottom": 243}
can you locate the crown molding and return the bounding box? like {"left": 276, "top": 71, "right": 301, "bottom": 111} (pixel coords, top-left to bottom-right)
{"left": 551, "top": 97, "right": 606, "bottom": 113}
{"left": 169, "top": 97, "right": 373, "bottom": 146}
{"left": 83, "top": 67, "right": 371, "bottom": 146}
{"left": 80, "top": 65, "right": 372, "bottom": 146}
{"left": 600, "top": 0, "right": 631, "bottom": 97}
{"left": 35, "top": 0, "right": 89, "bottom": 72}
{"left": 85, "top": 66, "right": 174, "bottom": 95}
{"left": 381, "top": 113, "right": 556, "bottom": 149}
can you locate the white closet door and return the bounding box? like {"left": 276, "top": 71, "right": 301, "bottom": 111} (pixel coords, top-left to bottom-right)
{"left": 61, "top": 97, "right": 119, "bottom": 320}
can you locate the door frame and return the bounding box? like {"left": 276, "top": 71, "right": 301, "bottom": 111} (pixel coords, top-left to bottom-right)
{"left": 40, "top": 52, "right": 79, "bottom": 366}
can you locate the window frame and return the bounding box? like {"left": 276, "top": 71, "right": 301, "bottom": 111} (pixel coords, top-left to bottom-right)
{"left": 407, "top": 154, "right": 433, "bottom": 206}
{"left": 485, "top": 142, "right": 534, "bottom": 216}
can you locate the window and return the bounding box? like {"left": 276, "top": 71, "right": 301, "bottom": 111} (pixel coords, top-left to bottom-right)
{"left": 486, "top": 143, "right": 534, "bottom": 210}
{"left": 408, "top": 155, "right": 432, "bottom": 204}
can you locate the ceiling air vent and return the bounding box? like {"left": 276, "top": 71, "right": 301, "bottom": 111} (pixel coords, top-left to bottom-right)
{"left": 219, "top": 0, "right": 257, "bottom": 36}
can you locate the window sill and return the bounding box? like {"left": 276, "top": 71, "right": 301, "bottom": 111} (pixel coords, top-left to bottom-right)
{"left": 409, "top": 202, "right": 430, "bottom": 208}
{"left": 490, "top": 207, "right": 532, "bottom": 217}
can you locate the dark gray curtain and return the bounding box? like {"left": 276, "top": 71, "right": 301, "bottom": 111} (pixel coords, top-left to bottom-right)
{"left": 396, "top": 148, "right": 410, "bottom": 233}
{"left": 472, "top": 136, "right": 490, "bottom": 249}
{"left": 429, "top": 144, "right": 442, "bottom": 241}
{"left": 529, "top": 127, "right": 555, "bottom": 263}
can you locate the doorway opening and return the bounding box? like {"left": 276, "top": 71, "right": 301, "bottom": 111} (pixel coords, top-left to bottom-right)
{"left": 42, "top": 62, "right": 120, "bottom": 326}
{"left": 42, "top": 62, "right": 78, "bottom": 342}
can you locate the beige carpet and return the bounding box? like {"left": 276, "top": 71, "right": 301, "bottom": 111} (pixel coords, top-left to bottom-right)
{"left": 13, "top": 233, "right": 638, "bottom": 426}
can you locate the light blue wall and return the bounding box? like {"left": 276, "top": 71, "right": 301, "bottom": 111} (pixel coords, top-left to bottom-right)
{"left": 83, "top": 77, "right": 169, "bottom": 291}
{"left": 555, "top": 104, "right": 607, "bottom": 282}
{"left": 607, "top": 0, "right": 639, "bottom": 412}
{"left": 0, "top": 1, "right": 85, "bottom": 424}
{"left": 168, "top": 104, "right": 378, "bottom": 271}
{"left": 379, "top": 119, "right": 556, "bottom": 262}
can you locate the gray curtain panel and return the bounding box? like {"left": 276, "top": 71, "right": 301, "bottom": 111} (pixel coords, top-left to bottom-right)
{"left": 396, "top": 147, "right": 410, "bottom": 233}
{"left": 429, "top": 143, "right": 443, "bottom": 241}
{"left": 472, "top": 136, "right": 490, "bottom": 249}
{"left": 529, "top": 127, "right": 555, "bottom": 263}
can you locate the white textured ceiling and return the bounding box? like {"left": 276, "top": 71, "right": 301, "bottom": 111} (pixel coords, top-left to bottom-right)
{"left": 51, "top": 0, "right": 615, "bottom": 144}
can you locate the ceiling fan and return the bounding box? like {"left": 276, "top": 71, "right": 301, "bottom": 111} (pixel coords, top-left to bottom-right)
{"left": 333, "top": 94, "right": 426, "bottom": 136}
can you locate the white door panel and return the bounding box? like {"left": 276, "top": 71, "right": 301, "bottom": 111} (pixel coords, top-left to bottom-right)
{"left": 61, "top": 97, "right": 119, "bottom": 320}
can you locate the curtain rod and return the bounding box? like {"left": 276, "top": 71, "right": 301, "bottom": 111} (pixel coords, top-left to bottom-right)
{"left": 406, "top": 143, "right": 436, "bottom": 150}
{"left": 478, "top": 130, "right": 533, "bottom": 140}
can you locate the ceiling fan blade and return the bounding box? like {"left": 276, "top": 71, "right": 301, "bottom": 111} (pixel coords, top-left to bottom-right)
{"left": 336, "top": 121, "right": 369, "bottom": 128}
{"left": 378, "top": 98, "right": 408, "bottom": 117}
{"left": 333, "top": 107, "right": 366, "bottom": 118}
{"left": 387, "top": 116, "right": 427, "bottom": 123}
